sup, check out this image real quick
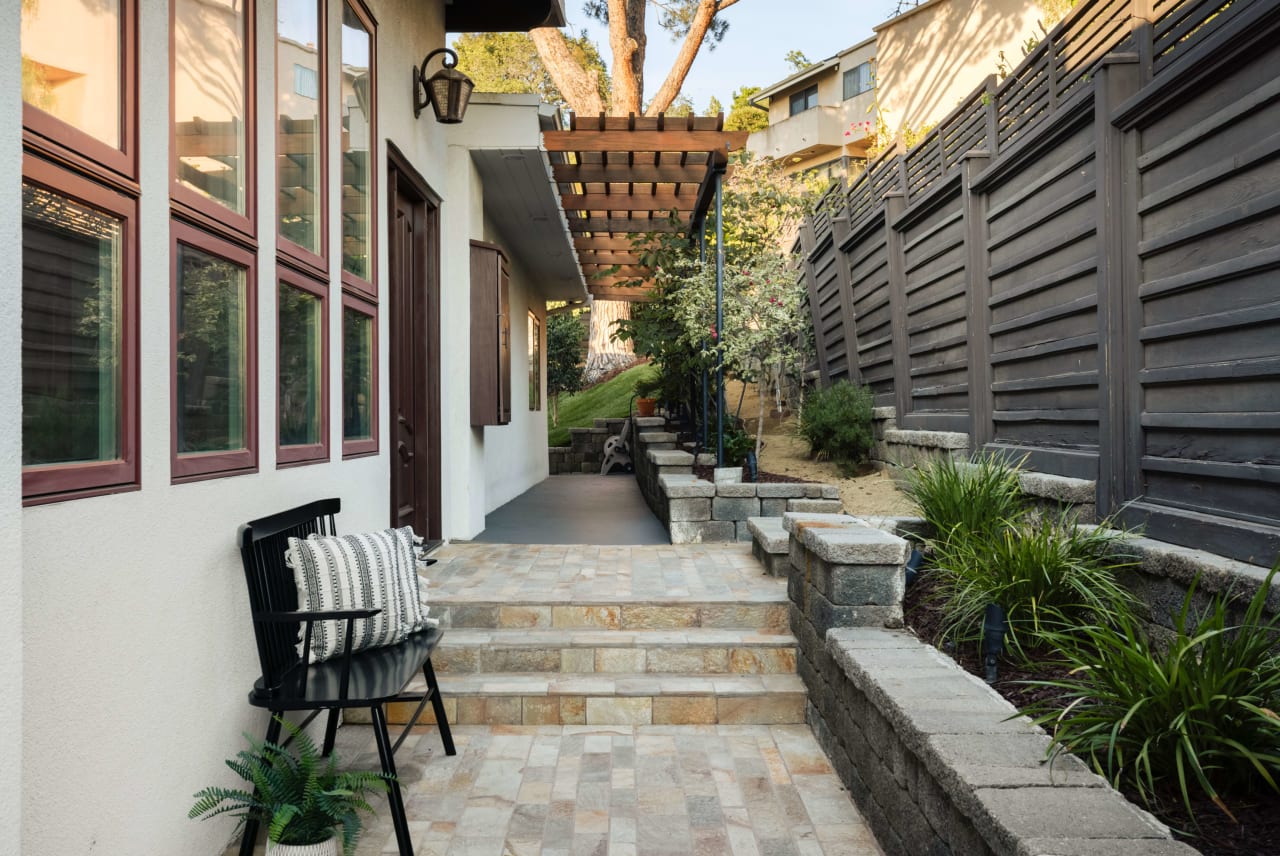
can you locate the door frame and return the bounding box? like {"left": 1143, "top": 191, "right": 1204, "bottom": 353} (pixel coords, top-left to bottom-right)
{"left": 386, "top": 141, "right": 442, "bottom": 539}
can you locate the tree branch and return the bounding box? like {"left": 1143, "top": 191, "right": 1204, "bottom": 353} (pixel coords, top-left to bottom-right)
{"left": 607, "top": 0, "right": 646, "bottom": 115}
{"left": 645, "top": 0, "right": 740, "bottom": 117}
{"left": 530, "top": 27, "right": 606, "bottom": 116}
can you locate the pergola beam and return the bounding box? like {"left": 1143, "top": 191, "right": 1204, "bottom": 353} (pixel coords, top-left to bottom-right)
{"left": 588, "top": 285, "right": 655, "bottom": 302}
{"left": 552, "top": 163, "right": 709, "bottom": 184}
{"left": 567, "top": 218, "right": 681, "bottom": 233}
{"left": 559, "top": 193, "right": 695, "bottom": 212}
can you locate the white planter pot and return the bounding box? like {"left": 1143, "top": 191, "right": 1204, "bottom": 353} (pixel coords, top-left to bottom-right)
{"left": 266, "top": 838, "right": 340, "bottom": 856}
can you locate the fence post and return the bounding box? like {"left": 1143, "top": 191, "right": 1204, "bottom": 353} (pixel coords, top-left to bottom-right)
{"left": 799, "top": 220, "right": 832, "bottom": 386}
{"left": 984, "top": 76, "right": 1000, "bottom": 158}
{"left": 829, "top": 214, "right": 862, "bottom": 386}
{"left": 884, "top": 192, "right": 911, "bottom": 425}
{"left": 1094, "top": 54, "right": 1143, "bottom": 519}
{"left": 961, "top": 152, "right": 993, "bottom": 452}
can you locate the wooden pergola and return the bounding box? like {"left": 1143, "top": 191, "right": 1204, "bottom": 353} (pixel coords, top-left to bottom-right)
{"left": 543, "top": 114, "right": 748, "bottom": 303}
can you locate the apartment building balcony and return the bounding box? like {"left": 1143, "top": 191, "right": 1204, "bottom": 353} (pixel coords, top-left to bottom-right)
{"left": 748, "top": 104, "right": 847, "bottom": 165}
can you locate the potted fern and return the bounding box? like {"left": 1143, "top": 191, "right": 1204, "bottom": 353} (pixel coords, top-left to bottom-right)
{"left": 190, "top": 716, "right": 391, "bottom": 855}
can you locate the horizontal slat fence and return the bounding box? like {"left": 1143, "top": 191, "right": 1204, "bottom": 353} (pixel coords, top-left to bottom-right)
{"left": 796, "top": 0, "right": 1280, "bottom": 565}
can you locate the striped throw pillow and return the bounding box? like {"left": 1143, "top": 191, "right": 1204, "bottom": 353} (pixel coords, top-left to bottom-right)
{"left": 287, "top": 528, "right": 419, "bottom": 662}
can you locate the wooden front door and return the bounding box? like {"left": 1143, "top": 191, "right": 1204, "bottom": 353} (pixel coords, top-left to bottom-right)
{"left": 388, "top": 147, "right": 441, "bottom": 539}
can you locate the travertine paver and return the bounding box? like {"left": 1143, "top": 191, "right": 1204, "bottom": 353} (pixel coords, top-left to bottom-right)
{"left": 336, "top": 724, "right": 883, "bottom": 856}
{"left": 428, "top": 543, "right": 780, "bottom": 603}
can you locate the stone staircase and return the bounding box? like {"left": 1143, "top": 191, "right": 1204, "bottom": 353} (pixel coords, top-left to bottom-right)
{"left": 350, "top": 546, "right": 807, "bottom": 728}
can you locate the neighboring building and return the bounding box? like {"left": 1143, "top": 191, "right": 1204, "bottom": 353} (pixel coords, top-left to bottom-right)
{"left": 747, "top": 0, "right": 1042, "bottom": 180}
{"left": 9, "top": 0, "right": 579, "bottom": 852}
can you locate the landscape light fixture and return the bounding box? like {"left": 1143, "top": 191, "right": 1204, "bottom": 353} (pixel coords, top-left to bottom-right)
{"left": 982, "top": 603, "right": 1008, "bottom": 685}
{"left": 414, "top": 48, "right": 473, "bottom": 124}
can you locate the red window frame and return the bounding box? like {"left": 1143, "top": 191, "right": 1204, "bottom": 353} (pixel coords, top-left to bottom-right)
{"left": 169, "top": 0, "right": 258, "bottom": 243}
{"left": 276, "top": 267, "right": 330, "bottom": 467}
{"left": 340, "top": 293, "right": 378, "bottom": 459}
{"left": 339, "top": 0, "right": 378, "bottom": 301}
{"left": 21, "top": 0, "right": 139, "bottom": 187}
{"left": 21, "top": 154, "right": 140, "bottom": 505}
{"left": 170, "top": 219, "right": 259, "bottom": 482}
{"left": 276, "top": 0, "right": 328, "bottom": 277}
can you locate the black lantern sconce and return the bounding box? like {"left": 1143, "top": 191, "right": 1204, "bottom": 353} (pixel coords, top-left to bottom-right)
{"left": 413, "top": 48, "right": 474, "bottom": 124}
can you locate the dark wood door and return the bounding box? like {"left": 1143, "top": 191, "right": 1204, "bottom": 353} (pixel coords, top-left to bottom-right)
{"left": 388, "top": 149, "right": 441, "bottom": 539}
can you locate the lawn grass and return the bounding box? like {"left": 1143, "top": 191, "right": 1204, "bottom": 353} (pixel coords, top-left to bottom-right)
{"left": 547, "top": 363, "right": 657, "bottom": 446}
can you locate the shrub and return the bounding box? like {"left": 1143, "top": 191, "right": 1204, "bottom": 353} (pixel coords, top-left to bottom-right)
{"left": 929, "top": 515, "right": 1139, "bottom": 658}
{"left": 797, "top": 381, "right": 874, "bottom": 474}
{"left": 903, "top": 453, "right": 1026, "bottom": 548}
{"left": 1025, "top": 566, "right": 1280, "bottom": 822}
{"left": 722, "top": 423, "right": 755, "bottom": 467}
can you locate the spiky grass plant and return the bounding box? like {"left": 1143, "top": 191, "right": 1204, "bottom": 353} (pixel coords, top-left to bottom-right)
{"left": 1025, "top": 567, "right": 1280, "bottom": 823}
{"left": 190, "top": 716, "right": 391, "bottom": 853}
{"left": 902, "top": 453, "right": 1027, "bottom": 548}
{"left": 930, "top": 516, "right": 1140, "bottom": 658}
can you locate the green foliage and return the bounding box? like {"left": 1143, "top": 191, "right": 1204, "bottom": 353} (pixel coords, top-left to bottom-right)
{"left": 1025, "top": 566, "right": 1280, "bottom": 823}
{"left": 546, "top": 362, "right": 657, "bottom": 446}
{"left": 722, "top": 423, "right": 755, "bottom": 467}
{"left": 452, "top": 31, "right": 610, "bottom": 112}
{"left": 665, "top": 94, "right": 695, "bottom": 117}
{"left": 797, "top": 381, "right": 875, "bottom": 473}
{"left": 724, "top": 86, "right": 769, "bottom": 133}
{"left": 930, "top": 516, "right": 1140, "bottom": 658}
{"left": 546, "top": 312, "right": 586, "bottom": 398}
{"left": 189, "top": 717, "right": 390, "bottom": 854}
{"left": 709, "top": 153, "right": 814, "bottom": 259}
{"left": 903, "top": 453, "right": 1027, "bottom": 548}
{"left": 784, "top": 49, "right": 815, "bottom": 72}
{"left": 704, "top": 95, "right": 724, "bottom": 117}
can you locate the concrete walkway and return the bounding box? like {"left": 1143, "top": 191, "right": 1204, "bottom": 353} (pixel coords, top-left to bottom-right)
{"left": 474, "top": 475, "right": 668, "bottom": 545}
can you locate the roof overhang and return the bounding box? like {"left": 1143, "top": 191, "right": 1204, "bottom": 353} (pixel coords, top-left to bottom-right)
{"left": 444, "top": 0, "right": 566, "bottom": 32}
{"left": 749, "top": 56, "right": 840, "bottom": 107}
{"left": 454, "top": 94, "right": 587, "bottom": 302}
{"left": 544, "top": 114, "right": 749, "bottom": 303}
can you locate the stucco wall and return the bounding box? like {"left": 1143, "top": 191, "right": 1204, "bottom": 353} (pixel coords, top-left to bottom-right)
{"left": 875, "top": 0, "right": 1040, "bottom": 133}
{"left": 483, "top": 244, "right": 549, "bottom": 513}
{"left": 18, "top": 0, "right": 450, "bottom": 852}
{"left": 1, "top": 0, "right": 24, "bottom": 841}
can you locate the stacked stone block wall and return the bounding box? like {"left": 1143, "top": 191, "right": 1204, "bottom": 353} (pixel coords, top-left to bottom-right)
{"left": 547, "top": 417, "right": 631, "bottom": 474}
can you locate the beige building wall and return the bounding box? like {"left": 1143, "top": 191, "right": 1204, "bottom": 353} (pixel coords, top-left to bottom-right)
{"left": 875, "top": 0, "right": 1041, "bottom": 134}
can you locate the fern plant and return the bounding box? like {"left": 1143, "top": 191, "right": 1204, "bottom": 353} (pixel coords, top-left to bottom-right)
{"left": 190, "top": 716, "right": 391, "bottom": 854}
{"left": 902, "top": 452, "right": 1026, "bottom": 549}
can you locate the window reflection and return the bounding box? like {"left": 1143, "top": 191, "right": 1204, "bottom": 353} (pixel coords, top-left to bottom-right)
{"left": 174, "top": 0, "right": 247, "bottom": 213}
{"left": 177, "top": 245, "right": 247, "bottom": 453}
{"left": 22, "top": 183, "right": 122, "bottom": 466}
{"left": 21, "top": 0, "right": 122, "bottom": 148}
{"left": 343, "top": 306, "right": 373, "bottom": 440}
{"left": 279, "top": 283, "right": 322, "bottom": 446}
{"left": 341, "top": 3, "right": 372, "bottom": 281}
{"left": 278, "top": 0, "right": 322, "bottom": 253}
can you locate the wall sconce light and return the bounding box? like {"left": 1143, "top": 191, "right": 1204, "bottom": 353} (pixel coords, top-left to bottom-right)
{"left": 413, "top": 48, "right": 474, "bottom": 124}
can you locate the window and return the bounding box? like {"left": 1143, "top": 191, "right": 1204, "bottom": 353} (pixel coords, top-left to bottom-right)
{"left": 21, "top": 0, "right": 136, "bottom": 177}
{"left": 789, "top": 84, "right": 818, "bottom": 116}
{"left": 843, "top": 62, "right": 874, "bottom": 100}
{"left": 278, "top": 0, "right": 325, "bottom": 265}
{"left": 171, "top": 222, "right": 258, "bottom": 481}
{"left": 342, "top": 297, "right": 377, "bottom": 456}
{"left": 21, "top": 159, "right": 139, "bottom": 503}
{"left": 528, "top": 313, "right": 541, "bottom": 411}
{"left": 172, "top": 0, "right": 255, "bottom": 235}
{"left": 340, "top": 0, "right": 376, "bottom": 293}
{"left": 277, "top": 273, "right": 328, "bottom": 466}
{"left": 21, "top": 0, "right": 138, "bottom": 505}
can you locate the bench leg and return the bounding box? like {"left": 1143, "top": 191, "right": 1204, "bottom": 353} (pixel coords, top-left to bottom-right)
{"left": 424, "top": 658, "right": 456, "bottom": 756}
{"left": 371, "top": 704, "right": 413, "bottom": 856}
{"left": 239, "top": 713, "right": 283, "bottom": 856}
{"left": 321, "top": 707, "right": 340, "bottom": 757}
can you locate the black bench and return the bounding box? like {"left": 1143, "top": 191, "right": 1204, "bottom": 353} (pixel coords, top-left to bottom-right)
{"left": 237, "top": 498, "right": 455, "bottom": 856}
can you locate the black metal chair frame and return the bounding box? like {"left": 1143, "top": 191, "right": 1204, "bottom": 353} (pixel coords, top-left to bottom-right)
{"left": 236, "top": 498, "right": 455, "bottom": 856}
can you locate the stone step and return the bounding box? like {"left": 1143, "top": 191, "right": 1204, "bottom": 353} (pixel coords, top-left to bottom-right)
{"left": 433, "top": 628, "right": 798, "bottom": 675}
{"left": 348, "top": 672, "right": 807, "bottom": 727}
{"left": 432, "top": 601, "right": 789, "bottom": 633}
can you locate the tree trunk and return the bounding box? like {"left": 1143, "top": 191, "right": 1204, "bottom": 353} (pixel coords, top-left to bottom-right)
{"left": 584, "top": 299, "right": 635, "bottom": 383}
{"left": 606, "top": 0, "right": 647, "bottom": 115}
{"left": 529, "top": 27, "right": 606, "bottom": 116}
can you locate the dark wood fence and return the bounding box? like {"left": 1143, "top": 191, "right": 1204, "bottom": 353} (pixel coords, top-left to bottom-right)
{"left": 796, "top": 0, "right": 1280, "bottom": 565}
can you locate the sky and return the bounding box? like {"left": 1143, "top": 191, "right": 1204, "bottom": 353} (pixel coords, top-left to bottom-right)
{"left": 561, "top": 1, "right": 897, "bottom": 111}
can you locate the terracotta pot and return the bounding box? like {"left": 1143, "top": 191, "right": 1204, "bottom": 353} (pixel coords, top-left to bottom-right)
{"left": 635, "top": 397, "right": 657, "bottom": 417}
{"left": 267, "top": 837, "right": 340, "bottom": 856}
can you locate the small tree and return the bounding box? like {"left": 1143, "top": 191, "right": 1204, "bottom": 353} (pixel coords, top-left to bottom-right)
{"left": 546, "top": 312, "right": 586, "bottom": 427}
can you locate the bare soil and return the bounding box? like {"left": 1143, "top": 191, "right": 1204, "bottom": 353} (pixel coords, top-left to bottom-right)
{"left": 727, "top": 380, "right": 915, "bottom": 517}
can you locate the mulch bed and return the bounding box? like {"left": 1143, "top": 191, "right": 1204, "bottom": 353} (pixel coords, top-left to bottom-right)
{"left": 903, "top": 573, "right": 1280, "bottom": 855}
{"left": 692, "top": 464, "right": 805, "bottom": 484}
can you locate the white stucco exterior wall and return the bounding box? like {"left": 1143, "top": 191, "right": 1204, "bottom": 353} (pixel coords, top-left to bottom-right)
{"left": 17, "top": 0, "right": 450, "bottom": 852}
{"left": 1, "top": 0, "right": 25, "bottom": 840}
